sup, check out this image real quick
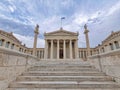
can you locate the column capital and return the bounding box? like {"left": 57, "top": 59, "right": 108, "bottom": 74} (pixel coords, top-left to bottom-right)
{"left": 50, "top": 39, "right": 54, "bottom": 41}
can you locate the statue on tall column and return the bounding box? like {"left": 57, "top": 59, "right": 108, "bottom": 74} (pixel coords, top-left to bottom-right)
{"left": 84, "top": 24, "right": 87, "bottom": 30}
{"left": 36, "top": 24, "right": 39, "bottom": 29}
{"left": 84, "top": 24, "right": 89, "bottom": 34}
{"left": 35, "top": 24, "right": 39, "bottom": 34}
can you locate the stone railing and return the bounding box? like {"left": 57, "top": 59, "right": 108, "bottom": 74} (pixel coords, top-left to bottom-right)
{"left": 89, "top": 48, "right": 120, "bottom": 83}
{"left": 0, "top": 47, "right": 39, "bottom": 90}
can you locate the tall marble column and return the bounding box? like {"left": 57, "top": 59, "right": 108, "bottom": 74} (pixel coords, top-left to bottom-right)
{"left": 70, "top": 40, "right": 72, "bottom": 59}
{"left": 63, "top": 40, "right": 66, "bottom": 59}
{"left": 33, "top": 24, "right": 39, "bottom": 56}
{"left": 57, "top": 40, "right": 59, "bottom": 59}
{"left": 44, "top": 39, "right": 48, "bottom": 59}
{"left": 50, "top": 40, "right": 53, "bottom": 59}
{"left": 84, "top": 24, "right": 90, "bottom": 57}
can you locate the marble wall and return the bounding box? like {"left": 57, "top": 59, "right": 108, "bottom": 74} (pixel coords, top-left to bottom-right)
{"left": 89, "top": 48, "right": 120, "bottom": 83}
{"left": 0, "top": 47, "right": 39, "bottom": 90}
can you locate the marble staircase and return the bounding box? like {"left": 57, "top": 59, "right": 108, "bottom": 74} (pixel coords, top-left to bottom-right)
{"left": 8, "top": 60, "right": 120, "bottom": 90}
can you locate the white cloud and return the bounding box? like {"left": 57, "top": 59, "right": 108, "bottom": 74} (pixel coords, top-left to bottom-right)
{"left": 0, "top": 0, "right": 120, "bottom": 48}
{"left": 73, "top": 14, "right": 88, "bottom": 25}
{"left": 8, "top": 6, "right": 14, "bottom": 12}
{"left": 13, "top": 33, "right": 45, "bottom": 48}
{"left": 72, "top": 10, "right": 103, "bottom": 26}
{"left": 107, "top": 1, "right": 120, "bottom": 16}
{"left": 61, "top": 0, "right": 74, "bottom": 8}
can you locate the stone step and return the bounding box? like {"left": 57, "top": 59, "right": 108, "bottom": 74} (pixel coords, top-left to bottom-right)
{"left": 35, "top": 62, "right": 90, "bottom": 66}
{"left": 29, "top": 65, "right": 92, "bottom": 69}
{"left": 28, "top": 68, "right": 97, "bottom": 71}
{"left": 35, "top": 61, "right": 90, "bottom": 66}
{"left": 22, "top": 71, "right": 105, "bottom": 76}
{"left": 9, "top": 81, "right": 120, "bottom": 88}
{"left": 35, "top": 60, "right": 89, "bottom": 63}
{"left": 17, "top": 76, "right": 113, "bottom": 82}
{"left": 8, "top": 88, "right": 120, "bottom": 90}
{"left": 7, "top": 60, "right": 120, "bottom": 90}
{"left": 35, "top": 63, "right": 90, "bottom": 66}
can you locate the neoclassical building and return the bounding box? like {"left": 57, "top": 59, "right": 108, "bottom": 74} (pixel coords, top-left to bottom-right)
{"left": 0, "top": 30, "right": 28, "bottom": 53}
{"left": 0, "top": 25, "right": 120, "bottom": 60}
{"left": 94, "top": 31, "right": 120, "bottom": 55}
{"left": 44, "top": 27, "right": 79, "bottom": 60}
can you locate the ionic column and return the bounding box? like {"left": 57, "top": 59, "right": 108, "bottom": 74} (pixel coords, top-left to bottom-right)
{"left": 69, "top": 40, "right": 73, "bottom": 59}
{"left": 33, "top": 24, "right": 39, "bottom": 56}
{"left": 63, "top": 40, "right": 66, "bottom": 59}
{"left": 50, "top": 40, "right": 53, "bottom": 59}
{"left": 57, "top": 40, "right": 59, "bottom": 59}
{"left": 44, "top": 39, "right": 48, "bottom": 59}
{"left": 84, "top": 24, "right": 90, "bottom": 57}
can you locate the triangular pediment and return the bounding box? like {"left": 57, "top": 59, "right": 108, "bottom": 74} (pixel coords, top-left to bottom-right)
{"left": 45, "top": 28, "right": 78, "bottom": 36}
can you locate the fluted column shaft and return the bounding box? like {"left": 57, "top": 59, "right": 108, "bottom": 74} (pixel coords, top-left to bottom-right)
{"left": 63, "top": 40, "right": 66, "bottom": 59}
{"left": 69, "top": 40, "right": 72, "bottom": 59}
{"left": 44, "top": 39, "right": 48, "bottom": 59}
{"left": 50, "top": 40, "right": 53, "bottom": 59}
{"left": 57, "top": 40, "right": 59, "bottom": 59}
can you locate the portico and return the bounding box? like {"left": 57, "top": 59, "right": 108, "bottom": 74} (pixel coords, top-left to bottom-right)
{"left": 44, "top": 28, "right": 79, "bottom": 60}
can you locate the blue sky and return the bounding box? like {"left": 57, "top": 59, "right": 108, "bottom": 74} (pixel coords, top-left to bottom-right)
{"left": 0, "top": 0, "right": 120, "bottom": 48}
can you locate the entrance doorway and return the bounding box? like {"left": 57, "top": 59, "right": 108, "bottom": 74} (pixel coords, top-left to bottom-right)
{"left": 59, "top": 49, "right": 63, "bottom": 59}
